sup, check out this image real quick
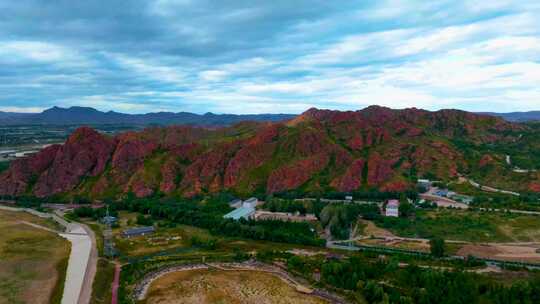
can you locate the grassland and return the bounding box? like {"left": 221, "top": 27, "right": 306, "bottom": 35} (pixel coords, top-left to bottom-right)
{"left": 0, "top": 210, "right": 71, "bottom": 304}
{"left": 374, "top": 209, "right": 540, "bottom": 243}
{"left": 90, "top": 259, "right": 115, "bottom": 304}
{"left": 141, "top": 269, "right": 329, "bottom": 304}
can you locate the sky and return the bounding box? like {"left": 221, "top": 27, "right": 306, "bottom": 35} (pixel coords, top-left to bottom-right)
{"left": 1, "top": 0, "right": 539, "bottom": 114}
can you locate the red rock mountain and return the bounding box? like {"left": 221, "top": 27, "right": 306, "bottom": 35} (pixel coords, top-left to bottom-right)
{"left": 1, "top": 106, "right": 537, "bottom": 199}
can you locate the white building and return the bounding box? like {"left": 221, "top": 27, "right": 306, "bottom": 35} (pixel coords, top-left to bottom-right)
{"left": 242, "top": 197, "right": 258, "bottom": 208}
{"left": 417, "top": 179, "right": 432, "bottom": 189}
{"left": 385, "top": 200, "right": 399, "bottom": 217}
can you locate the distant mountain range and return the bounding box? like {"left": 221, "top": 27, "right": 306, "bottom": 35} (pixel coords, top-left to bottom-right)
{"left": 0, "top": 106, "right": 539, "bottom": 126}
{"left": 0, "top": 106, "right": 296, "bottom": 126}
{"left": 480, "top": 111, "right": 540, "bottom": 122}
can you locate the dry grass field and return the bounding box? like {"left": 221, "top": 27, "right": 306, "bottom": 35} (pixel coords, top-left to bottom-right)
{"left": 142, "top": 269, "right": 329, "bottom": 304}
{"left": 0, "top": 210, "right": 70, "bottom": 304}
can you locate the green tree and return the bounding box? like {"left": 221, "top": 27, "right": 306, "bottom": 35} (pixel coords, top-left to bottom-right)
{"left": 398, "top": 201, "right": 414, "bottom": 218}
{"left": 430, "top": 237, "right": 445, "bottom": 257}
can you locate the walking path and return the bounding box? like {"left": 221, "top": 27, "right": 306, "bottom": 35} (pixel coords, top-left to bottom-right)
{"left": 506, "top": 155, "right": 537, "bottom": 173}
{"left": 465, "top": 177, "right": 521, "bottom": 196}
{"left": 111, "top": 263, "right": 121, "bottom": 304}
{"left": 0, "top": 205, "right": 96, "bottom": 304}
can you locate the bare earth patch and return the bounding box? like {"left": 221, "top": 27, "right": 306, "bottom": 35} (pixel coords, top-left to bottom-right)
{"left": 143, "top": 269, "right": 329, "bottom": 304}
{"left": 0, "top": 210, "right": 70, "bottom": 304}
{"left": 457, "top": 244, "right": 540, "bottom": 263}
{"left": 360, "top": 219, "right": 396, "bottom": 238}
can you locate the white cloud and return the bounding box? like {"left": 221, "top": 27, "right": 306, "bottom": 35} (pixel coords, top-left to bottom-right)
{"left": 0, "top": 40, "right": 87, "bottom": 66}
{"left": 0, "top": 106, "right": 44, "bottom": 113}
{"left": 109, "top": 53, "right": 186, "bottom": 85}
{"left": 199, "top": 70, "right": 228, "bottom": 81}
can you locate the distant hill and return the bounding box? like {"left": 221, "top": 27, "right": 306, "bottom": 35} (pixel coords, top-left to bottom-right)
{"left": 481, "top": 111, "right": 540, "bottom": 122}
{"left": 0, "top": 106, "right": 296, "bottom": 126}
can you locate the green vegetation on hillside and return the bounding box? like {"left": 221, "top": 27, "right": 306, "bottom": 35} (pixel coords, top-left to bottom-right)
{"left": 0, "top": 161, "right": 9, "bottom": 173}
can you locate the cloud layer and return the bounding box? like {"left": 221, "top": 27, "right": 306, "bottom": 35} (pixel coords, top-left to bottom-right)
{"left": 1, "top": 0, "right": 539, "bottom": 114}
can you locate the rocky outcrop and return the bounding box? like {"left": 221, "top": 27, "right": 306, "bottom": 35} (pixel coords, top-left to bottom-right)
{"left": 331, "top": 159, "right": 365, "bottom": 192}
{"left": 266, "top": 153, "right": 329, "bottom": 194}
{"left": 367, "top": 152, "right": 395, "bottom": 187}
{"left": 479, "top": 154, "right": 495, "bottom": 167}
{"left": 0, "top": 144, "right": 60, "bottom": 196}
{"left": 33, "top": 127, "right": 116, "bottom": 197}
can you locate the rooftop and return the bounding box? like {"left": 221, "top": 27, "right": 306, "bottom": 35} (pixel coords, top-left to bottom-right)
{"left": 123, "top": 226, "right": 155, "bottom": 235}
{"left": 387, "top": 199, "right": 400, "bottom": 208}
{"left": 224, "top": 206, "right": 255, "bottom": 220}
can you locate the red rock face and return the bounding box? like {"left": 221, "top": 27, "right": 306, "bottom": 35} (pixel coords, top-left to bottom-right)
{"left": 223, "top": 125, "right": 279, "bottom": 188}
{"left": 479, "top": 154, "right": 495, "bottom": 167}
{"left": 381, "top": 180, "right": 409, "bottom": 192}
{"left": 159, "top": 157, "right": 181, "bottom": 194}
{"left": 0, "top": 144, "right": 61, "bottom": 196}
{"left": 130, "top": 179, "right": 154, "bottom": 198}
{"left": 266, "top": 153, "right": 329, "bottom": 194}
{"left": 367, "top": 152, "right": 395, "bottom": 187}
{"left": 33, "top": 127, "right": 116, "bottom": 197}
{"left": 332, "top": 159, "right": 365, "bottom": 192}
{"left": 347, "top": 135, "right": 364, "bottom": 150}
{"left": 528, "top": 182, "right": 540, "bottom": 193}
{"left": 180, "top": 143, "right": 238, "bottom": 197}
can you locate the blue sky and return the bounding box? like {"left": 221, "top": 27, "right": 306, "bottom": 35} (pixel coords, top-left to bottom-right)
{"left": 1, "top": 0, "right": 539, "bottom": 114}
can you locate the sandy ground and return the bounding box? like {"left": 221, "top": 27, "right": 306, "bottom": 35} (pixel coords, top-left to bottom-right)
{"left": 144, "top": 269, "right": 329, "bottom": 304}
{"left": 360, "top": 219, "right": 396, "bottom": 238}
{"left": 458, "top": 244, "right": 540, "bottom": 263}
{"left": 358, "top": 238, "right": 431, "bottom": 252}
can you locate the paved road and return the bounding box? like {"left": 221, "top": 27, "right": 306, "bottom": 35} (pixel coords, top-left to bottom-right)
{"left": 61, "top": 229, "right": 92, "bottom": 304}
{"left": 465, "top": 177, "right": 520, "bottom": 196}
{"left": 75, "top": 222, "right": 98, "bottom": 304}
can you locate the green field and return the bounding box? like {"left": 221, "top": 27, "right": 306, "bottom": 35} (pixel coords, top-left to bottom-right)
{"left": 374, "top": 209, "right": 540, "bottom": 243}
{"left": 0, "top": 210, "right": 70, "bottom": 304}
{"left": 90, "top": 259, "right": 115, "bottom": 304}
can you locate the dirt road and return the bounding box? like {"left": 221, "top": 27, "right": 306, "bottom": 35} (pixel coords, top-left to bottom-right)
{"left": 111, "top": 263, "right": 121, "bottom": 304}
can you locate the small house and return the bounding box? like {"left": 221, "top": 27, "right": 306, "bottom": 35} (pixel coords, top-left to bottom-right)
{"left": 385, "top": 200, "right": 399, "bottom": 217}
